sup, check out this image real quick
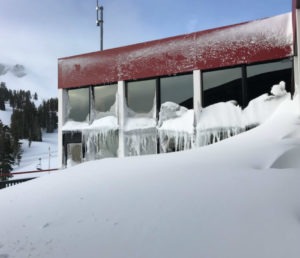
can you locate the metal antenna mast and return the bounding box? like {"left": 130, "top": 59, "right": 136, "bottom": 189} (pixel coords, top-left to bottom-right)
{"left": 96, "top": 0, "right": 104, "bottom": 51}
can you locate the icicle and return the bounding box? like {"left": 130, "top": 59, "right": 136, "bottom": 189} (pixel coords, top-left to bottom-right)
{"left": 195, "top": 127, "right": 244, "bottom": 147}
{"left": 82, "top": 128, "right": 119, "bottom": 161}
{"left": 158, "top": 129, "right": 193, "bottom": 153}
{"left": 124, "top": 128, "right": 157, "bottom": 156}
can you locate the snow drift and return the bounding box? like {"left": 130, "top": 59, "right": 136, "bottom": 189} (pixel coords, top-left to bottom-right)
{"left": 0, "top": 94, "right": 299, "bottom": 258}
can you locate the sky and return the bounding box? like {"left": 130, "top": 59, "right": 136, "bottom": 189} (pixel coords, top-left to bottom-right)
{"left": 0, "top": 0, "right": 293, "bottom": 98}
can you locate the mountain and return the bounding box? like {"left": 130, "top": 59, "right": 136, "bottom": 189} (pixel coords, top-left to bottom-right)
{"left": 0, "top": 62, "right": 56, "bottom": 99}
{"left": 0, "top": 63, "right": 27, "bottom": 78}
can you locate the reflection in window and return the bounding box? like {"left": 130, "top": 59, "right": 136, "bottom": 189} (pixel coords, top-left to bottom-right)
{"left": 203, "top": 67, "right": 243, "bottom": 107}
{"left": 247, "top": 59, "right": 292, "bottom": 102}
{"left": 67, "top": 143, "right": 82, "bottom": 166}
{"left": 160, "top": 74, "right": 193, "bottom": 109}
{"left": 127, "top": 79, "right": 156, "bottom": 114}
{"left": 94, "top": 84, "right": 117, "bottom": 118}
{"left": 68, "top": 88, "right": 90, "bottom": 122}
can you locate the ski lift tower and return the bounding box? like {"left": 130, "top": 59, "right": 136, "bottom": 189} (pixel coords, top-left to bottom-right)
{"left": 96, "top": 0, "right": 104, "bottom": 51}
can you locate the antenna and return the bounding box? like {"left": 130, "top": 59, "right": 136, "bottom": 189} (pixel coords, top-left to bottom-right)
{"left": 96, "top": 0, "right": 104, "bottom": 51}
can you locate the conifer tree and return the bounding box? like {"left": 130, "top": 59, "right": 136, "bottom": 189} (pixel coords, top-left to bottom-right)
{"left": 0, "top": 121, "right": 16, "bottom": 180}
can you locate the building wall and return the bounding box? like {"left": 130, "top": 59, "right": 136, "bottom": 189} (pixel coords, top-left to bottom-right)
{"left": 57, "top": 9, "right": 298, "bottom": 167}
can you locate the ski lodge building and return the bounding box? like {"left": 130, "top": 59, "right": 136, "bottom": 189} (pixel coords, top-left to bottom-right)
{"left": 57, "top": 0, "right": 300, "bottom": 167}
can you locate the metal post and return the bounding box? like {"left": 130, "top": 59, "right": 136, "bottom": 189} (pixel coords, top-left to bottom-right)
{"left": 96, "top": 0, "right": 104, "bottom": 51}
{"left": 48, "top": 146, "right": 51, "bottom": 170}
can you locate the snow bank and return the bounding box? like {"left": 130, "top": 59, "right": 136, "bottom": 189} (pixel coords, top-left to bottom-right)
{"left": 196, "top": 101, "right": 244, "bottom": 146}
{"left": 0, "top": 95, "right": 299, "bottom": 258}
{"left": 62, "top": 115, "right": 118, "bottom": 131}
{"left": 243, "top": 87, "right": 291, "bottom": 127}
{"left": 158, "top": 102, "right": 194, "bottom": 152}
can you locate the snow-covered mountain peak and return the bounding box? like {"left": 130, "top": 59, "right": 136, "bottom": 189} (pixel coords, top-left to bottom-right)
{"left": 0, "top": 63, "right": 27, "bottom": 78}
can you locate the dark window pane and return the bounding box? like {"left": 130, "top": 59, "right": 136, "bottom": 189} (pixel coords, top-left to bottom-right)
{"left": 127, "top": 79, "right": 156, "bottom": 113}
{"left": 94, "top": 84, "right": 117, "bottom": 116}
{"left": 160, "top": 74, "right": 193, "bottom": 109}
{"left": 68, "top": 88, "right": 89, "bottom": 122}
{"left": 203, "top": 67, "right": 242, "bottom": 107}
{"left": 246, "top": 59, "right": 293, "bottom": 102}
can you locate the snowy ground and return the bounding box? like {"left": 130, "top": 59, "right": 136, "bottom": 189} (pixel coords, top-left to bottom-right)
{"left": 0, "top": 104, "right": 13, "bottom": 126}
{"left": 12, "top": 131, "right": 59, "bottom": 179}
{"left": 0, "top": 103, "right": 59, "bottom": 179}
{"left": 0, "top": 96, "right": 299, "bottom": 258}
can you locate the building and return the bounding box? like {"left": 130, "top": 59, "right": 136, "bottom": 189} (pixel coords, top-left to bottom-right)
{"left": 58, "top": 0, "right": 300, "bottom": 167}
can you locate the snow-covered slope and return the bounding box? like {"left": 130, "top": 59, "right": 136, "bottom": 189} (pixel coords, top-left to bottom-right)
{"left": 0, "top": 97, "right": 299, "bottom": 258}
{"left": 0, "top": 104, "right": 13, "bottom": 126}
{"left": 12, "top": 132, "right": 58, "bottom": 177}
{"left": 0, "top": 103, "right": 58, "bottom": 176}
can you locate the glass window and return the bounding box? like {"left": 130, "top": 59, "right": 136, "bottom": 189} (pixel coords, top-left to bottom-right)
{"left": 67, "top": 143, "right": 82, "bottom": 166}
{"left": 68, "top": 88, "right": 90, "bottom": 122}
{"left": 127, "top": 79, "right": 156, "bottom": 114}
{"left": 160, "top": 74, "right": 193, "bottom": 109}
{"left": 246, "top": 59, "right": 293, "bottom": 101}
{"left": 203, "top": 67, "right": 243, "bottom": 107}
{"left": 94, "top": 84, "right": 117, "bottom": 117}
{"left": 94, "top": 84, "right": 118, "bottom": 112}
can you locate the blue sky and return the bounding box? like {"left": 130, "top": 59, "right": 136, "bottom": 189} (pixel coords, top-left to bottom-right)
{"left": 0, "top": 0, "right": 293, "bottom": 97}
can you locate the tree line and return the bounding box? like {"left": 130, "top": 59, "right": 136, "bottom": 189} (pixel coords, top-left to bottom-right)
{"left": 0, "top": 82, "right": 58, "bottom": 178}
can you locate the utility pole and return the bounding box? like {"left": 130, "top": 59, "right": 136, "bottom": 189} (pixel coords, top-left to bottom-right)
{"left": 48, "top": 146, "right": 51, "bottom": 171}
{"left": 96, "top": 0, "right": 104, "bottom": 51}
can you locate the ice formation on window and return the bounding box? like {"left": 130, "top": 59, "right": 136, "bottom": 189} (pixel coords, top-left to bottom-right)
{"left": 123, "top": 95, "right": 157, "bottom": 156}
{"left": 83, "top": 129, "right": 119, "bottom": 161}
{"left": 63, "top": 81, "right": 291, "bottom": 166}
{"left": 158, "top": 102, "right": 194, "bottom": 153}
{"left": 196, "top": 102, "right": 244, "bottom": 147}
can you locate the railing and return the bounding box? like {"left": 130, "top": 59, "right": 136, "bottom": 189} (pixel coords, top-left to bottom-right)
{"left": 0, "top": 177, "right": 37, "bottom": 190}
{"left": 0, "top": 168, "right": 59, "bottom": 190}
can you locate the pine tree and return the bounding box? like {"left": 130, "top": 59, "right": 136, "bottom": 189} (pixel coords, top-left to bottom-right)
{"left": 37, "top": 98, "right": 58, "bottom": 133}
{"left": 0, "top": 82, "right": 7, "bottom": 111}
{"left": 0, "top": 121, "right": 16, "bottom": 180}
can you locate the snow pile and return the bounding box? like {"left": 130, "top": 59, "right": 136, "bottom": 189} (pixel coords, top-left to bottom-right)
{"left": 62, "top": 115, "right": 118, "bottom": 131}
{"left": 271, "top": 80, "right": 287, "bottom": 96}
{"left": 243, "top": 91, "right": 291, "bottom": 128}
{"left": 0, "top": 95, "right": 299, "bottom": 258}
{"left": 196, "top": 82, "right": 291, "bottom": 146}
{"left": 158, "top": 102, "right": 194, "bottom": 152}
{"left": 196, "top": 101, "right": 244, "bottom": 146}
{"left": 158, "top": 82, "right": 291, "bottom": 149}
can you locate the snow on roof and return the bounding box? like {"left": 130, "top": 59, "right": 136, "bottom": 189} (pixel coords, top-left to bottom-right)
{"left": 59, "top": 13, "right": 293, "bottom": 89}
